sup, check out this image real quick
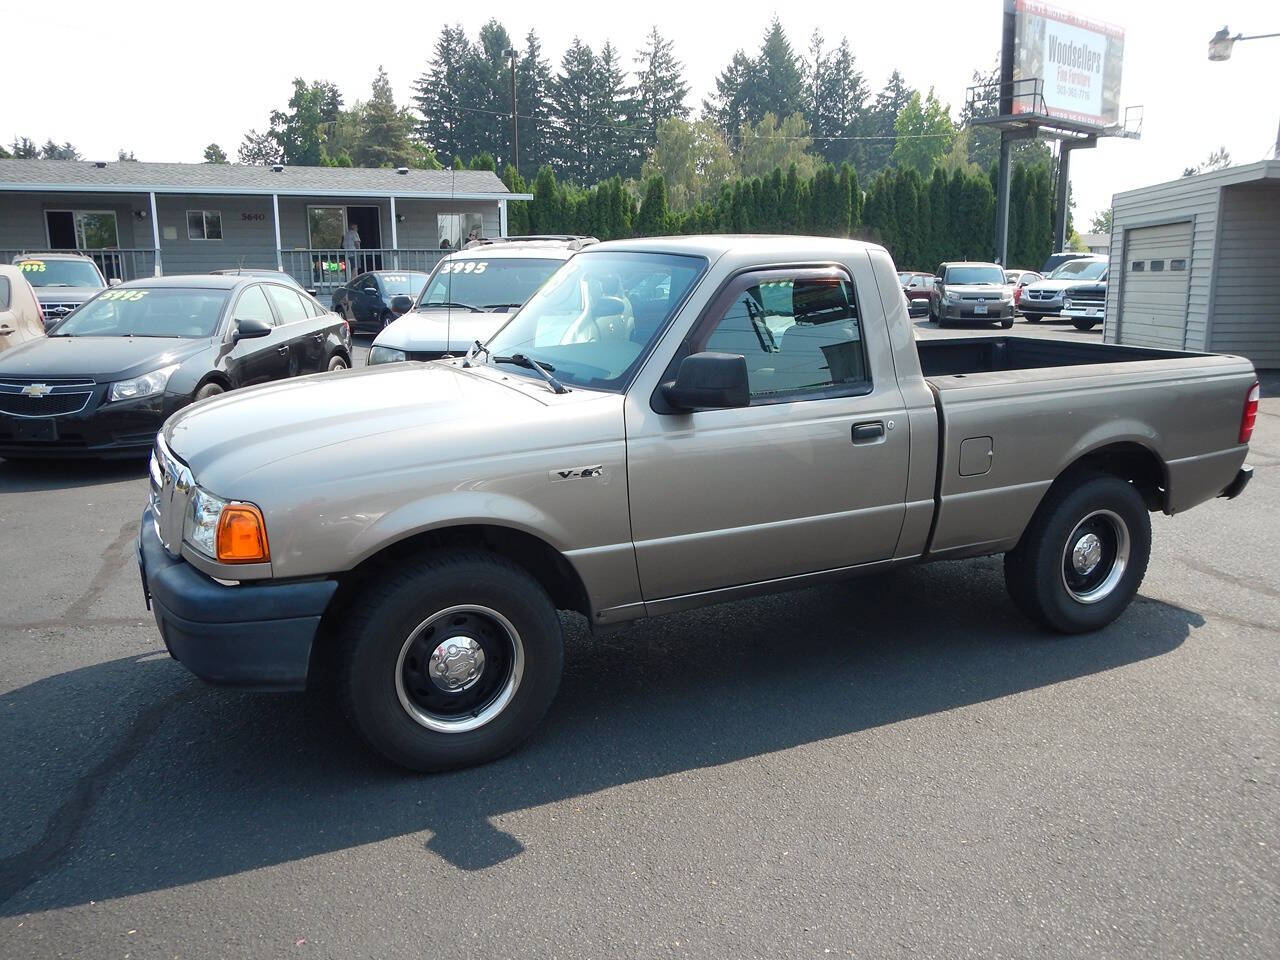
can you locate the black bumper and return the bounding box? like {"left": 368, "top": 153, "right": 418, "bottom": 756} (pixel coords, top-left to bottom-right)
{"left": 1219, "top": 465, "right": 1253, "bottom": 500}
{"left": 0, "top": 393, "right": 179, "bottom": 459}
{"left": 138, "top": 509, "right": 338, "bottom": 690}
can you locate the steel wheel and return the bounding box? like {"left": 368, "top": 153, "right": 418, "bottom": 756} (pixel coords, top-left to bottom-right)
{"left": 394, "top": 604, "right": 525, "bottom": 733}
{"left": 1059, "top": 509, "right": 1130, "bottom": 604}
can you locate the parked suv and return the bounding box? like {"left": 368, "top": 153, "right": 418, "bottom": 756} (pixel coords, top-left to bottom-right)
{"left": 368, "top": 237, "right": 596, "bottom": 365}
{"left": 13, "top": 252, "right": 110, "bottom": 328}
{"left": 929, "top": 261, "right": 1014, "bottom": 328}
{"left": 1021, "top": 256, "right": 1107, "bottom": 322}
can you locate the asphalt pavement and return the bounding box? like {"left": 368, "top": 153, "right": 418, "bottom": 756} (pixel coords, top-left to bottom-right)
{"left": 0, "top": 317, "right": 1276, "bottom": 959}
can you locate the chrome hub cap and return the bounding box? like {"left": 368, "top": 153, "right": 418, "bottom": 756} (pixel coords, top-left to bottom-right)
{"left": 395, "top": 604, "right": 524, "bottom": 734}
{"left": 1061, "top": 510, "right": 1130, "bottom": 604}
{"left": 1071, "top": 533, "right": 1103, "bottom": 576}
{"left": 428, "top": 637, "right": 485, "bottom": 692}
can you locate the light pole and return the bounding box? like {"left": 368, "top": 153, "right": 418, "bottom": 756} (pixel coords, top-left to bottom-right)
{"left": 1207, "top": 26, "right": 1280, "bottom": 158}
{"left": 505, "top": 48, "right": 519, "bottom": 174}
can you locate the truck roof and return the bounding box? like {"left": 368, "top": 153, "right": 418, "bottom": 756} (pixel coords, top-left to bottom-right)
{"left": 586, "top": 235, "right": 887, "bottom": 260}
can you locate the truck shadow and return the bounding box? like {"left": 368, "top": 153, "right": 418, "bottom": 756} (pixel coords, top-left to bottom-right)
{"left": 0, "top": 559, "right": 1203, "bottom": 914}
{"left": 0, "top": 456, "right": 148, "bottom": 493}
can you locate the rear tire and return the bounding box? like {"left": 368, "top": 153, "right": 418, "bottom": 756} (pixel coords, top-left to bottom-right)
{"left": 338, "top": 550, "right": 564, "bottom": 772}
{"left": 1004, "top": 471, "right": 1151, "bottom": 634}
{"left": 328, "top": 354, "right": 348, "bottom": 372}
{"left": 1024, "top": 314, "right": 1039, "bottom": 323}
{"left": 194, "top": 382, "right": 224, "bottom": 402}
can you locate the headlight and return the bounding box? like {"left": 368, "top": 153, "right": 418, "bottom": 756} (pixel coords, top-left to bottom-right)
{"left": 109, "top": 363, "right": 179, "bottom": 402}
{"left": 944, "top": 293, "right": 960, "bottom": 304}
{"left": 184, "top": 486, "right": 227, "bottom": 558}
{"left": 183, "top": 485, "right": 270, "bottom": 563}
{"left": 368, "top": 345, "right": 407, "bottom": 365}
{"left": 1064, "top": 299, "right": 1073, "bottom": 308}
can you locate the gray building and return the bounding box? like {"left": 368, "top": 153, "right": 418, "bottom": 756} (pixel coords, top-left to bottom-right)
{"left": 0, "top": 159, "right": 530, "bottom": 292}
{"left": 1104, "top": 158, "right": 1280, "bottom": 369}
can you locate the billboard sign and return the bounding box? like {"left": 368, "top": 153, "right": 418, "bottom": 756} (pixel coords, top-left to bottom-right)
{"left": 1012, "top": 0, "right": 1125, "bottom": 128}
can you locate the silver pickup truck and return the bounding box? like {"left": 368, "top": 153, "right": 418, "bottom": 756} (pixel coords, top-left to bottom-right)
{"left": 139, "top": 236, "right": 1258, "bottom": 771}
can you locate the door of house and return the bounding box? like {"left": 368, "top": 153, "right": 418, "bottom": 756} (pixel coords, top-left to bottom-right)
{"left": 346, "top": 206, "right": 382, "bottom": 271}
{"left": 45, "top": 211, "right": 77, "bottom": 249}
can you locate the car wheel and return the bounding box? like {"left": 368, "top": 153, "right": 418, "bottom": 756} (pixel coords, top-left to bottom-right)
{"left": 328, "top": 354, "right": 348, "bottom": 372}
{"left": 338, "top": 550, "right": 564, "bottom": 772}
{"left": 380, "top": 311, "right": 396, "bottom": 330}
{"left": 1003, "top": 471, "right": 1151, "bottom": 634}
{"left": 1024, "top": 314, "right": 1039, "bottom": 323}
{"left": 1000, "top": 317, "right": 1014, "bottom": 329}
{"left": 1072, "top": 318, "right": 1099, "bottom": 331}
{"left": 194, "top": 382, "right": 225, "bottom": 402}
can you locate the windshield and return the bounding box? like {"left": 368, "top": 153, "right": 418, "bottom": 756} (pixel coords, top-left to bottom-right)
{"left": 380, "top": 273, "right": 428, "bottom": 296}
{"left": 16, "top": 258, "right": 104, "bottom": 288}
{"left": 52, "top": 289, "right": 228, "bottom": 338}
{"left": 1051, "top": 260, "right": 1108, "bottom": 280}
{"left": 944, "top": 266, "right": 1005, "bottom": 285}
{"left": 420, "top": 257, "right": 562, "bottom": 311}
{"left": 483, "top": 251, "right": 706, "bottom": 391}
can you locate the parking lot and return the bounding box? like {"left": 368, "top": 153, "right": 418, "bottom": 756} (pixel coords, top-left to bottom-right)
{"left": 1, "top": 319, "right": 1276, "bottom": 959}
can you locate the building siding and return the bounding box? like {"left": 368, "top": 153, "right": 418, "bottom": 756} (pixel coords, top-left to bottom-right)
{"left": 0, "top": 191, "right": 142, "bottom": 251}
{"left": 1208, "top": 183, "right": 1280, "bottom": 368}
{"left": 153, "top": 194, "right": 278, "bottom": 273}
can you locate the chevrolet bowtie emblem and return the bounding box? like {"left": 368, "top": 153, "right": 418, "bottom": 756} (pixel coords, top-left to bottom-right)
{"left": 21, "top": 383, "right": 52, "bottom": 398}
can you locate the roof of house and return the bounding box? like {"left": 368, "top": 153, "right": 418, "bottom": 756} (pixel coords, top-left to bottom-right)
{"left": 0, "top": 159, "right": 529, "bottom": 201}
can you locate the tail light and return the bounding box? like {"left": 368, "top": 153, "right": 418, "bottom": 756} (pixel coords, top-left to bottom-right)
{"left": 1239, "top": 381, "right": 1260, "bottom": 444}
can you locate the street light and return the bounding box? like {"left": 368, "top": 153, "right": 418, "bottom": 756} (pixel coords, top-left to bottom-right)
{"left": 1207, "top": 27, "right": 1280, "bottom": 158}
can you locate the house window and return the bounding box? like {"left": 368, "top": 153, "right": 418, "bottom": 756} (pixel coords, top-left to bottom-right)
{"left": 187, "top": 210, "right": 223, "bottom": 240}
{"left": 1169, "top": 258, "right": 1187, "bottom": 271}
{"left": 308, "top": 206, "right": 346, "bottom": 248}
{"left": 437, "top": 212, "right": 485, "bottom": 249}
{"left": 1130, "top": 261, "right": 1145, "bottom": 272}
{"left": 1150, "top": 259, "right": 1165, "bottom": 272}
{"left": 46, "top": 210, "right": 119, "bottom": 249}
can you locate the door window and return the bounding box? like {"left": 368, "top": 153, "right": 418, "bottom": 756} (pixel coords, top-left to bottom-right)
{"left": 233, "top": 284, "right": 276, "bottom": 326}
{"left": 0, "top": 276, "right": 10, "bottom": 310}
{"left": 702, "top": 276, "right": 869, "bottom": 402}
{"left": 307, "top": 207, "right": 345, "bottom": 248}
{"left": 264, "top": 284, "right": 309, "bottom": 325}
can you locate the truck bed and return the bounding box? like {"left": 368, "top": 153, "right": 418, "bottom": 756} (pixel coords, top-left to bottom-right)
{"left": 916, "top": 336, "right": 1198, "bottom": 378}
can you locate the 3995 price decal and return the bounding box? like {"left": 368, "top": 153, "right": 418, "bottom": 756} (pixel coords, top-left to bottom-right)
{"left": 99, "top": 290, "right": 149, "bottom": 301}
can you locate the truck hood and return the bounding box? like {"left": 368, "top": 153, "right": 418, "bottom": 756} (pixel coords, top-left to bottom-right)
{"left": 31, "top": 286, "right": 102, "bottom": 303}
{"left": 0, "top": 334, "right": 213, "bottom": 381}
{"left": 163, "top": 360, "right": 613, "bottom": 492}
{"left": 1025, "top": 278, "right": 1087, "bottom": 294}
{"left": 374, "top": 308, "right": 512, "bottom": 354}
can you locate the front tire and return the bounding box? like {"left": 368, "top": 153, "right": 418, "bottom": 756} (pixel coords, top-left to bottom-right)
{"left": 1072, "top": 318, "right": 1099, "bottom": 331}
{"left": 1004, "top": 472, "right": 1151, "bottom": 633}
{"left": 1000, "top": 317, "right": 1014, "bottom": 329}
{"left": 380, "top": 310, "right": 395, "bottom": 330}
{"left": 338, "top": 550, "right": 564, "bottom": 771}
{"left": 327, "top": 354, "right": 348, "bottom": 372}
{"left": 194, "top": 382, "right": 224, "bottom": 402}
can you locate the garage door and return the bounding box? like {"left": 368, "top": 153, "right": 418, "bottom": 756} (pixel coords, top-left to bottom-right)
{"left": 1119, "top": 222, "right": 1192, "bottom": 348}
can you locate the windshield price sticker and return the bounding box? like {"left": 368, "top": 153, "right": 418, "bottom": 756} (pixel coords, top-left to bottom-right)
{"left": 442, "top": 262, "right": 487, "bottom": 274}
{"left": 383, "top": 275, "right": 409, "bottom": 283}
{"left": 17, "top": 261, "right": 46, "bottom": 272}
{"left": 99, "top": 289, "right": 149, "bottom": 301}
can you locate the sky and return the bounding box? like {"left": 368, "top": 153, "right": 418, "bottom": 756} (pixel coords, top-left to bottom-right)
{"left": 5, "top": 0, "right": 1278, "bottom": 227}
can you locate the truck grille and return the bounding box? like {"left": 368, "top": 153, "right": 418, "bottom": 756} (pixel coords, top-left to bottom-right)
{"left": 39, "top": 302, "right": 81, "bottom": 321}
{"left": 0, "top": 378, "right": 96, "bottom": 417}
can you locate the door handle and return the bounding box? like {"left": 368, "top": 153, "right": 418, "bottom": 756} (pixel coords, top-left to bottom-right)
{"left": 851, "top": 421, "right": 885, "bottom": 444}
{"left": 277, "top": 345, "right": 289, "bottom": 356}
{"left": 312, "top": 332, "right": 324, "bottom": 341}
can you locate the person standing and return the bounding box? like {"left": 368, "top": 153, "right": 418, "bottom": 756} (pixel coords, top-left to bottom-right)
{"left": 341, "top": 222, "right": 361, "bottom": 278}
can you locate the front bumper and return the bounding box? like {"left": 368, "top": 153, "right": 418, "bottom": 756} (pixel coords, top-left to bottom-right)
{"left": 940, "top": 302, "right": 1014, "bottom": 321}
{"left": 1062, "top": 304, "right": 1105, "bottom": 320}
{"left": 0, "top": 391, "right": 181, "bottom": 459}
{"left": 139, "top": 508, "right": 338, "bottom": 690}
{"left": 1020, "top": 296, "right": 1063, "bottom": 315}
{"left": 1219, "top": 465, "right": 1253, "bottom": 500}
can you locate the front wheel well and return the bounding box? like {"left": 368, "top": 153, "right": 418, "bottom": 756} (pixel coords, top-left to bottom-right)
{"left": 194, "top": 372, "right": 232, "bottom": 394}
{"left": 1059, "top": 443, "right": 1168, "bottom": 512}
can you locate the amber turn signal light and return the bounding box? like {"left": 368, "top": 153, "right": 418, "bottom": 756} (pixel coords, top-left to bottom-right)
{"left": 216, "top": 503, "right": 270, "bottom": 564}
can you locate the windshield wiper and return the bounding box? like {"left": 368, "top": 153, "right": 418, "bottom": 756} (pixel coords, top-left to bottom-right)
{"left": 463, "top": 339, "right": 490, "bottom": 368}
{"left": 492, "top": 353, "right": 568, "bottom": 394}
{"left": 420, "top": 300, "right": 482, "bottom": 313}
{"left": 481, "top": 302, "right": 524, "bottom": 311}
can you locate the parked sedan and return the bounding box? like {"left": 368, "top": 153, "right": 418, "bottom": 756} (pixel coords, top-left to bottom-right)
{"left": 0, "top": 275, "right": 351, "bottom": 459}
{"left": 898, "top": 271, "right": 934, "bottom": 315}
{"left": 331, "top": 271, "right": 430, "bottom": 333}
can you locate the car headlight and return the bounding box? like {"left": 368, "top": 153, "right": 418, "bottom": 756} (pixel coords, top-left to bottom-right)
{"left": 368, "top": 345, "right": 407, "bottom": 365}
{"left": 108, "top": 363, "right": 179, "bottom": 402}
{"left": 1064, "top": 299, "right": 1073, "bottom": 308}
{"left": 944, "top": 293, "right": 960, "bottom": 304}
{"left": 183, "top": 485, "right": 270, "bottom": 563}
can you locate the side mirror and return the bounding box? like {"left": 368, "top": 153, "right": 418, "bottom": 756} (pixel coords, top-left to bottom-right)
{"left": 232, "top": 315, "right": 273, "bottom": 343}
{"left": 305, "top": 288, "right": 318, "bottom": 297}
{"left": 362, "top": 284, "right": 378, "bottom": 294}
{"left": 108, "top": 278, "right": 122, "bottom": 287}
{"left": 390, "top": 295, "right": 414, "bottom": 316}
{"left": 659, "top": 352, "right": 750, "bottom": 412}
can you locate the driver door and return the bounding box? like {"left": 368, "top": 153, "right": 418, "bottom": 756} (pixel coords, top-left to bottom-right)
{"left": 624, "top": 265, "right": 911, "bottom": 601}
{"left": 226, "top": 284, "right": 290, "bottom": 386}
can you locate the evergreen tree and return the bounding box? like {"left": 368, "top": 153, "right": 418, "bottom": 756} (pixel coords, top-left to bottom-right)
{"left": 461, "top": 20, "right": 516, "bottom": 166}
{"left": 705, "top": 51, "right": 758, "bottom": 137}
{"left": 530, "top": 165, "right": 562, "bottom": 233}
{"left": 413, "top": 26, "right": 472, "bottom": 162}
{"left": 9, "top": 138, "right": 39, "bottom": 159}
{"left": 547, "top": 38, "right": 598, "bottom": 183}
{"left": 859, "top": 70, "right": 913, "bottom": 175}
{"left": 468, "top": 152, "right": 496, "bottom": 171}
{"left": 926, "top": 168, "right": 949, "bottom": 270}
{"left": 502, "top": 164, "right": 531, "bottom": 234}
{"left": 635, "top": 174, "right": 670, "bottom": 236}
{"left": 593, "top": 42, "right": 635, "bottom": 180}
{"left": 353, "top": 67, "right": 416, "bottom": 168}
{"left": 202, "top": 143, "right": 228, "bottom": 164}
{"left": 808, "top": 35, "right": 867, "bottom": 167}
{"left": 632, "top": 28, "right": 689, "bottom": 155}
{"left": 840, "top": 162, "right": 861, "bottom": 229}
{"left": 237, "top": 129, "right": 278, "bottom": 165}
{"left": 754, "top": 18, "right": 805, "bottom": 122}
{"left": 513, "top": 30, "right": 555, "bottom": 176}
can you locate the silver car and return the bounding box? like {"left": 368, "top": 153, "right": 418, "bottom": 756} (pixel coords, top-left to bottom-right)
{"left": 367, "top": 237, "right": 594, "bottom": 365}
